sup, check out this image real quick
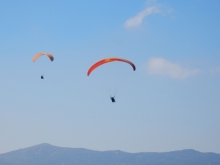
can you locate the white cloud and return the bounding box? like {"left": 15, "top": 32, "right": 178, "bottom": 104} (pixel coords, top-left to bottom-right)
{"left": 124, "top": 6, "right": 160, "bottom": 28}
{"left": 146, "top": 58, "right": 199, "bottom": 79}
{"left": 124, "top": 0, "right": 173, "bottom": 29}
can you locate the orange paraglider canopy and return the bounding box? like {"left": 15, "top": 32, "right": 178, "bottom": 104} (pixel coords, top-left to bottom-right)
{"left": 87, "top": 58, "right": 136, "bottom": 76}
{"left": 33, "top": 52, "right": 54, "bottom": 62}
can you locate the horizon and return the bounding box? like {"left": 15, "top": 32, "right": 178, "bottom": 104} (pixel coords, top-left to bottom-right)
{"left": 1, "top": 143, "right": 219, "bottom": 155}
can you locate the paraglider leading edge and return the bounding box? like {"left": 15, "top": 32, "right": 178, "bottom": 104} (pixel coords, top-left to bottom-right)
{"left": 87, "top": 58, "right": 136, "bottom": 76}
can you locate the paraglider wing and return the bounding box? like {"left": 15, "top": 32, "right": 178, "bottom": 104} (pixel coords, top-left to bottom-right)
{"left": 87, "top": 58, "right": 136, "bottom": 76}
{"left": 33, "top": 53, "right": 54, "bottom": 62}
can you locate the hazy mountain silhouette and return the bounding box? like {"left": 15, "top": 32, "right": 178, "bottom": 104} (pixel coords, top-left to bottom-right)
{"left": 0, "top": 143, "right": 220, "bottom": 165}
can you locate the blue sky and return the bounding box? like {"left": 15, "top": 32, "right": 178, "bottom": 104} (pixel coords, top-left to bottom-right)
{"left": 0, "top": 0, "right": 220, "bottom": 154}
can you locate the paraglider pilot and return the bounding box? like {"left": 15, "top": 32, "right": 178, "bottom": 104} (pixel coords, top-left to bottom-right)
{"left": 110, "top": 96, "right": 116, "bottom": 103}
{"left": 41, "top": 75, "right": 44, "bottom": 79}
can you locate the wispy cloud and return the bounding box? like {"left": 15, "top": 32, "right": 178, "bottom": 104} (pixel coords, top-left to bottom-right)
{"left": 124, "top": 6, "right": 160, "bottom": 28}
{"left": 146, "top": 58, "right": 199, "bottom": 79}
{"left": 124, "top": 1, "right": 172, "bottom": 28}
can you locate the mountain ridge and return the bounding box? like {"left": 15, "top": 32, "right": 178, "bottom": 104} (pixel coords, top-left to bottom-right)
{"left": 0, "top": 143, "right": 220, "bottom": 165}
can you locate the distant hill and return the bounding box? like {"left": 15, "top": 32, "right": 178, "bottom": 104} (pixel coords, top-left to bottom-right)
{"left": 0, "top": 143, "right": 220, "bottom": 165}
